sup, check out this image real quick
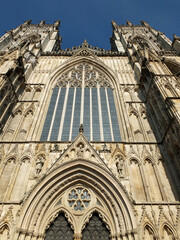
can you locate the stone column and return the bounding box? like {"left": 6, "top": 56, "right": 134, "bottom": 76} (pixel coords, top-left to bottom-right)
{"left": 111, "top": 234, "right": 118, "bottom": 240}
{"left": 18, "top": 232, "right": 26, "bottom": 240}
{"left": 25, "top": 235, "right": 32, "bottom": 240}
{"left": 133, "top": 232, "right": 138, "bottom": 240}
{"left": 127, "top": 233, "right": 133, "bottom": 240}
{"left": 139, "top": 163, "right": 151, "bottom": 201}
{"left": 122, "top": 234, "right": 128, "bottom": 240}
{"left": 5, "top": 163, "right": 20, "bottom": 200}
{"left": 73, "top": 233, "right": 82, "bottom": 240}
{"left": 152, "top": 163, "right": 167, "bottom": 201}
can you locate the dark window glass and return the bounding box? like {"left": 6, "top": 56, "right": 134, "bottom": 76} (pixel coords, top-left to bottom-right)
{"left": 61, "top": 88, "right": 74, "bottom": 141}
{"left": 83, "top": 88, "right": 90, "bottom": 140}
{"left": 92, "top": 88, "right": 100, "bottom": 141}
{"left": 100, "top": 88, "right": 111, "bottom": 141}
{"left": 107, "top": 88, "right": 121, "bottom": 141}
{"left": 40, "top": 87, "right": 58, "bottom": 141}
{"left": 41, "top": 86, "right": 121, "bottom": 142}
{"left": 45, "top": 212, "right": 73, "bottom": 240}
{"left": 71, "top": 88, "right": 81, "bottom": 140}
{"left": 82, "top": 213, "right": 110, "bottom": 240}
{"left": 50, "top": 87, "right": 66, "bottom": 141}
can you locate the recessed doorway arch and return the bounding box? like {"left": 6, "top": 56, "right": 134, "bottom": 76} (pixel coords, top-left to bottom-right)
{"left": 16, "top": 159, "right": 137, "bottom": 240}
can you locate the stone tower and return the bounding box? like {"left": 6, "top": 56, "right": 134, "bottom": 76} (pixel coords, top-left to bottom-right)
{"left": 0, "top": 20, "right": 179, "bottom": 240}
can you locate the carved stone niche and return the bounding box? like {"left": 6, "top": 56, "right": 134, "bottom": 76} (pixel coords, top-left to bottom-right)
{"left": 115, "top": 154, "right": 125, "bottom": 178}
{"left": 34, "top": 154, "right": 46, "bottom": 177}
{"left": 76, "top": 142, "right": 85, "bottom": 158}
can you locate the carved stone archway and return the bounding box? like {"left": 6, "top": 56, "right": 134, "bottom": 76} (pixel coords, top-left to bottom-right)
{"left": 15, "top": 159, "right": 138, "bottom": 240}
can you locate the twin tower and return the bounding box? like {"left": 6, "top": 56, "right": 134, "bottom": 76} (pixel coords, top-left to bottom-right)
{"left": 0, "top": 20, "right": 180, "bottom": 240}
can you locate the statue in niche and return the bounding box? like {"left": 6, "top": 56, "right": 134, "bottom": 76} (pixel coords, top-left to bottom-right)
{"left": 77, "top": 143, "right": 84, "bottom": 158}
{"left": 35, "top": 155, "right": 45, "bottom": 175}
{"left": 115, "top": 155, "right": 124, "bottom": 177}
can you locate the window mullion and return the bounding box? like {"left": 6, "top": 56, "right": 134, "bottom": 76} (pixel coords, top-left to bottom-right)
{"left": 97, "top": 85, "right": 104, "bottom": 141}
{"left": 105, "top": 88, "right": 114, "bottom": 141}
{"left": 58, "top": 83, "right": 70, "bottom": 141}
{"left": 47, "top": 87, "right": 61, "bottom": 141}
{"left": 69, "top": 87, "right": 76, "bottom": 141}
{"left": 80, "top": 64, "right": 85, "bottom": 125}
{"left": 90, "top": 87, "right": 93, "bottom": 141}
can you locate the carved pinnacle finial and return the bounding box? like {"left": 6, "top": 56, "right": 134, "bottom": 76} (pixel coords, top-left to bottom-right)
{"left": 54, "top": 20, "right": 60, "bottom": 30}
{"left": 126, "top": 20, "right": 133, "bottom": 26}
{"left": 82, "top": 39, "right": 88, "bottom": 48}
{"left": 23, "top": 20, "right": 32, "bottom": 25}
{"left": 79, "top": 124, "right": 84, "bottom": 133}
{"left": 140, "top": 20, "right": 149, "bottom": 27}
{"left": 39, "top": 20, "right": 45, "bottom": 25}
{"left": 111, "top": 20, "right": 117, "bottom": 29}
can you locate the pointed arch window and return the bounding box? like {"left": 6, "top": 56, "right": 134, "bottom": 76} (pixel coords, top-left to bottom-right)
{"left": 82, "top": 212, "right": 110, "bottom": 240}
{"left": 40, "top": 63, "right": 121, "bottom": 142}
{"left": 45, "top": 212, "right": 73, "bottom": 240}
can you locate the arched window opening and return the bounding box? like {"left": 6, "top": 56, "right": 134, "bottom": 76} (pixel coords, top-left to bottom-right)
{"left": 40, "top": 63, "right": 121, "bottom": 142}
{"left": 0, "top": 158, "right": 16, "bottom": 201}
{"left": 23, "top": 88, "right": 31, "bottom": 100}
{"left": 0, "top": 224, "right": 10, "bottom": 240}
{"left": 144, "top": 225, "right": 156, "bottom": 240}
{"left": 164, "top": 60, "right": 180, "bottom": 75}
{"left": 163, "top": 225, "right": 174, "bottom": 240}
{"left": 45, "top": 212, "right": 73, "bottom": 240}
{"left": 33, "top": 88, "right": 41, "bottom": 100}
{"left": 82, "top": 212, "right": 110, "bottom": 240}
{"left": 129, "top": 159, "right": 146, "bottom": 201}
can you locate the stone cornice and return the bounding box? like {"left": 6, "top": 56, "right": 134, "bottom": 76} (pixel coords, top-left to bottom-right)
{"left": 42, "top": 40, "right": 127, "bottom": 57}
{"left": 42, "top": 50, "right": 127, "bottom": 57}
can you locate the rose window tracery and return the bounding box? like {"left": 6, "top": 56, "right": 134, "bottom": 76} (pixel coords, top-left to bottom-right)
{"left": 68, "top": 187, "right": 91, "bottom": 211}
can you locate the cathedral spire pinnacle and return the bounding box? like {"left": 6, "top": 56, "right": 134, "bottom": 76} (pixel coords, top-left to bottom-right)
{"left": 82, "top": 39, "right": 88, "bottom": 48}
{"left": 54, "top": 20, "right": 60, "bottom": 30}
{"left": 111, "top": 20, "right": 117, "bottom": 30}
{"left": 23, "top": 20, "right": 32, "bottom": 26}
{"left": 126, "top": 20, "right": 133, "bottom": 26}
{"left": 39, "top": 20, "right": 45, "bottom": 25}
{"left": 140, "top": 20, "right": 150, "bottom": 28}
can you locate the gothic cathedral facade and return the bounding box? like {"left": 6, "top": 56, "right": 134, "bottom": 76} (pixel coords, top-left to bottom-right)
{"left": 0, "top": 20, "right": 180, "bottom": 240}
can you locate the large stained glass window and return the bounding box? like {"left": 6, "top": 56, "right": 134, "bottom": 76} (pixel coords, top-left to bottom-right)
{"left": 40, "top": 63, "right": 121, "bottom": 142}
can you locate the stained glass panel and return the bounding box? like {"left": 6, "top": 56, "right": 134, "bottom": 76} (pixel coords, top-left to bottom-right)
{"left": 100, "top": 88, "right": 111, "bottom": 141}
{"left": 83, "top": 88, "right": 90, "bottom": 140}
{"left": 107, "top": 88, "right": 121, "bottom": 142}
{"left": 40, "top": 87, "right": 58, "bottom": 141}
{"left": 61, "top": 88, "right": 74, "bottom": 141}
{"left": 50, "top": 87, "right": 66, "bottom": 141}
{"left": 92, "top": 88, "right": 100, "bottom": 141}
{"left": 82, "top": 213, "right": 110, "bottom": 240}
{"left": 45, "top": 213, "right": 73, "bottom": 240}
{"left": 71, "top": 88, "right": 81, "bottom": 140}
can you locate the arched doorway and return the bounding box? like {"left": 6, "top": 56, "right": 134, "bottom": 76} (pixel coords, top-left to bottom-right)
{"left": 16, "top": 159, "right": 137, "bottom": 240}
{"left": 45, "top": 212, "right": 73, "bottom": 240}
{"left": 82, "top": 212, "right": 110, "bottom": 240}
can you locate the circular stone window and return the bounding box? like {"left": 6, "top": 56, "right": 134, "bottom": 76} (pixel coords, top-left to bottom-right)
{"left": 68, "top": 187, "right": 91, "bottom": 211}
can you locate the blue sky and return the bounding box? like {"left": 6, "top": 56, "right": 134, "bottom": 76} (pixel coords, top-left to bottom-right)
{"left": 0, "top": 0, "right": 179, "bottom": 50}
